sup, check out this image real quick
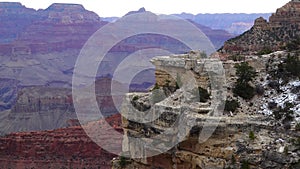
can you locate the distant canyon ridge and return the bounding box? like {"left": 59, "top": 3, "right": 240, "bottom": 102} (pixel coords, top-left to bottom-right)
{"left": 0, "top": 2, "right": 271, "bottom": 134}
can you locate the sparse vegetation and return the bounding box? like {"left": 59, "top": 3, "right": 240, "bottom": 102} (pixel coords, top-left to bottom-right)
{"left": 153, "top": 83, "right": 160, "bottom": 90}
{"left": 225, "top": 99, "right": 240, "bottom": 113}
{"left": 240, "top": 160, "right": 250, "bottom": 169}
{"left": 231, "top": 154, "right": 236, "bottom": 165}
{"left": 198, "top": 87, "right": 210, "bottom": 102}
{"left": 296, "top": 123, "right": 300, "bottom": 131}
{"left": 176, "top": 73, "right": 182, "bottom": 89}
{"left": 119, "top": 156, "right": 127, "bottom": 168}
{"left": 268, "top": 54, "right": 300, "bottom": 83}
{"left": 255, "top": 84, "right": 265, "bottom": 95}
{"left": 165, "top": 79, "right": 171, "bottom": 87}
{"left": 257, "top": 47, "right": 272, "bottom": 55}
{"left": 132, "top": 95, "right": 139, "bottom": 101}
{"left": 285, "top": 37, "right": 300, "bottom": 51}
{"left": 272, "top": 102, "right": 294, "bottom": 121}
{"left": 284, "top": 146, "right": 289, "bottom": 155}
{"left": 295, "top": 137, "right": 300, "bottom": 147}
{"left": 283, "top": 54, "right": 300, "bottom": 78}
{"left": 228, "top": 55, "right": 245, "bottom": 61}
{"left": 249, "top": 131, "right": 255, "bottom": 141}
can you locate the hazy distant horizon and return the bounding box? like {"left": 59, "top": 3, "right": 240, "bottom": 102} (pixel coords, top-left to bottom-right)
{"left": 2, "top": 0, "right": 291, "bottom": 17}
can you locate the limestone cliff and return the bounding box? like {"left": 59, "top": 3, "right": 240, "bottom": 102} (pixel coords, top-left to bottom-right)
{"left": 0, "top": 77, "right": 122, "bottom": 135}
{"left": 112, "top": 51, "right": 300, "bottom": 169}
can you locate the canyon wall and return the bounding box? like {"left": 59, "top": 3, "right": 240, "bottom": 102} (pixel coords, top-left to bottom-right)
{"left": 112, "top": 51, "right": 300, "bottom": 169}
{"left": 222, "top": 0, "right": 300, "bottom": 55}
{"left": 0, "top": 114, "right": 122, "bottom": 169}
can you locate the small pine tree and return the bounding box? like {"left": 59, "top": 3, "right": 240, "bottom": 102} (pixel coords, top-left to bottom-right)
{"left": 249, "top": 131, "right": 255, "bottom": 141}
{"left": 198, "top": 87, "right": 210, "bottom": 102}
{"left": 240, "top": 160, "right": 250, "bottom": 169}
{"left": 231, "top": 154, "right": 236, "bottom": 164}
{"left": 225, "top": 99, "right": 240, "bottom": 113}
{"left": 233, "top": 62, "right": 257, "bottom": 100}
{"left": 119, "top": 156, "right": 127, "bottom": 168}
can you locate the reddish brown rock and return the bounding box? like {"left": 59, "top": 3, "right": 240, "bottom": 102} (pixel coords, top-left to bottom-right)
{"left": 0, "top": 114, "right": 122, "bottom": 169}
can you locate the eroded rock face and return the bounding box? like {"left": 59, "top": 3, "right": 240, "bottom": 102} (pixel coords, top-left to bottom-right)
{"left": 0, "top": 114, "right": 122, "bottom": 169}
{"left": 0, "top": 2, "right": 39, "bottom": 44}
{"left": 221, "top": 0, "right": 300, "bottom": 55}
{"left": 112, "top": 52, "right": 300, "bottom": 169}
{"left": 0, "top": 3, "right": 106, "bottom": 55}
{"left": 0, "top": 87, "right": 76, "bottom": 135}
{"left": 0, "top": 77, "right": 122, "bottom": 135}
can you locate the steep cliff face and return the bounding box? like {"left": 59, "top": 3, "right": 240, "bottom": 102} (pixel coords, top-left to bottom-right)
{"left": 0, "top": 114, "right": 122, "bottom": 169}
{"left": 0, "top": 2, "right": 38, "bottom": 44}
{"left": 0, "top": 87, "right": 76, "bottom": 135}
{"left": 112, "top": 51, "right": 300, "bottom": 169}
{"left": 221, "top": 0, "right": 300, "bottom": 55}
{"left": 0, "top": 77, "right": 122, "bottom": 135}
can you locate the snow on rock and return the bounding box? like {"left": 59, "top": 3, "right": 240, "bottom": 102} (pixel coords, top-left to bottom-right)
{"left": 259, "top": 80, "right": 300, "bottom": 122}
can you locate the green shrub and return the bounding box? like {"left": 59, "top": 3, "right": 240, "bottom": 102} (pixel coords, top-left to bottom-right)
{"left": 257, "top": 47, "right": 272, "bottom": 55}
{"left": 269, "top": 54, "right": 300, "bottom": 81}
{"left": 240, "top": 160, "right": 250, "bottom": 169}
{"left": 225, "top": 99, "right": 240, "bottom": 113}
{"left": 284, "top": 54, "right": 300, "bottom": 78}
{"left": 228, "top": 55, "right": 245, "bottom": 61}
{"left": 255, "top": 84, "right": 265, "bottom": 95}
{"left": 285, "top": 37, "right": 300, "bottom": 51}
{"left": 296, "top": 123, "right": 300, "bottom": 131}
{"left": 295, "top": 137, "right": 300, "bottom": 147}
{"left": 198, "top": 87, "right": 210, "bottom": 102}
{"left": 235, "top": 62, "right": 257, "bottom": 84}
{"left": 231, "top": 154, "right": 236, "bottom": 164}
{"left": 233, "top": 62, "right": 257, "bottom": 100}
{"left": 153, "top": 83, "right": 160, "bottom": 90}
{"left": 132, "top": 95, "right": 139, "bottom": 101}
{"left": 249, "top": 131, "right": 255, "bottom": 140}
{"left": 272, "top": 102, "right": 294, "bottom": 121}
{"left": 284, "top": 146, "right": 289, "bottom": 155}
{"left": 119, "top": 156, "right": 127, "bottom": 168}
{"left": 233, "top": 83, "right": 255, "bottom": 100}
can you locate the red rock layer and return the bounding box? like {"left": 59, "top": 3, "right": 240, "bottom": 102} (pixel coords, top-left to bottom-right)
{"left": 0, "top": 114, "right": 122, "bottom": 169}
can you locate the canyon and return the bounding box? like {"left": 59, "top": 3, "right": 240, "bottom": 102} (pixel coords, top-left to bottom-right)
{"left": 0, "top": 114, "right": 122, "bottom": 169}
{"left": 0, "top": 1, "right": 299, "bottom": 169}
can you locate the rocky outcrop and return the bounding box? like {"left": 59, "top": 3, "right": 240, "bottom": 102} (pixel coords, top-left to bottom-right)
{"left": 221, "top": 0, "right": 300, "bottom": 55}
{"left": 0, "top": 114, "right": 121, "bottom": 169}
{"left": 112, "top": 51, "right": 300, "bottom": 169}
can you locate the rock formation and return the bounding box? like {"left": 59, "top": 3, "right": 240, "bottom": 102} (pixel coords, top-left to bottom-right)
{"left": 0, "top": 77, "right": 123, "bottom": 135}
{"left": 112, "top": 51, "right": 300, "bottom": 169}
{"left": 173, "top": 13, "right": 272, "bottom": 35}
{"left": 0, "top": 114, "right": 122, "bottom": 169}
{"left": 221, "top": 0, "right": 300, "bottom": 55}
{"left": 0, "top": 2, "right": 106, "bottom": 55}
